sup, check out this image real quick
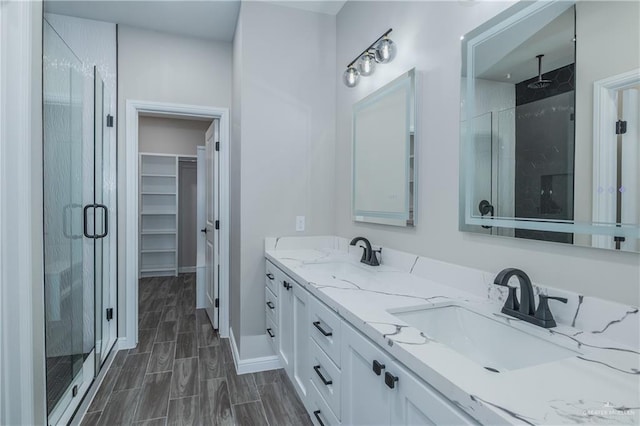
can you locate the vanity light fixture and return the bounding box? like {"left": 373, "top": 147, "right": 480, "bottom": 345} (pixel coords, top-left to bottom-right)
{"left": 343, "top": 28, "right": 396, "bottom": 87}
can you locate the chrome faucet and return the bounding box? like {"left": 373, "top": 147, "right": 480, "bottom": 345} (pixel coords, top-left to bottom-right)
{"left": 494, "top": 268, "right": 567, "bottom": 328}
{"left": 349, "top": 237, "right": 380, "bottom": 266}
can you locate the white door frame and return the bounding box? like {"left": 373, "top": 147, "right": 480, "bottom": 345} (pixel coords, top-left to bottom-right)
{"left": 125, "top": 100, "right": 230, "bottom": 348}
{"left": 592, "top": 69, "right": 640, "bottom": 249}
{"left": 196, "top": 146, "right": 206, "bottom": 308}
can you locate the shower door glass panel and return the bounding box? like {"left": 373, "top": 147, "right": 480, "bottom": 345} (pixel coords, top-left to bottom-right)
{"left": 43, "top": 21, "right": 87, "bottom": 417}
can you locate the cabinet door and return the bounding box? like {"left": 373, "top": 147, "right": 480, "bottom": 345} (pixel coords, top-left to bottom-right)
{"left": 292, "top": 282, "right": 309, "bottom": 402}
{"left": 277, "top": 270, "right": 294, "bottom": 375}
{"left": 341, "top": 323, "right": 392, "bottom": 425}
{"left": 391, "top": 361, "right": 478, "bottom": 426}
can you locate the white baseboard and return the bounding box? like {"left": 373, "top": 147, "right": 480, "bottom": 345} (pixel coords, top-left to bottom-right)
{"left": 229, "top": 327, "right": 281, "bottom": 375}
{"left": 117, "top": 335, "right": 136, "bottom": 351}
{"left": 179, "top": 266, "right": 196, "bottom": 273}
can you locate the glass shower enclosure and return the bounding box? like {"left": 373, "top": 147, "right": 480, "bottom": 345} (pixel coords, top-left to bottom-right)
{"left": 43, "top": 20, "right": 117, "bottom": 424}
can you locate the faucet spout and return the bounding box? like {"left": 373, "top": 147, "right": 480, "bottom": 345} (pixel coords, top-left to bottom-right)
{"left": 494, "top": 268, "right": 535, "bottom": 316}
{"left": 349, "top": 237, "right": 379, "bottom": 266}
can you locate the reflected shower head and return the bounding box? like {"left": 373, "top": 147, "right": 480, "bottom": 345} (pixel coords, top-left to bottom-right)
{"left": 527, "top": 54, "right": 552, "bottom": 90}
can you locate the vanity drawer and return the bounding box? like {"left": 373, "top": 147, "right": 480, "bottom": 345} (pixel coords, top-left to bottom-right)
{"left": 266, "top": 315, "right": 277, "bottom": 353}
{"left": 309, "top": 338, "right": 341, "bottom": 420}
{"left": 265, "top": 261, "right": 278, "bottom": 296}
{"left": 265, "top": 286, "right": 277, "bottom": 324}
{"left": 309, "top": 295, "right": 342, "bottom": 367}
{"left": 308, "top": 378, "right": 341, "bottom": 426}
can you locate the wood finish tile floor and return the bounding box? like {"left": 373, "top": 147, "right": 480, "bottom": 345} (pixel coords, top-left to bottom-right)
{"left": 82, "top": 274, "right": 311, "bottom": 426}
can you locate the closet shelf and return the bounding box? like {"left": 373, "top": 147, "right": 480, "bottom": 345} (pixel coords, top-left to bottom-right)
{"left": 141, "top": 173, "right": 176, "bottom": 178}
{"left": 141, "top": 211, "right": 176, "bottom": 215}
{"left": 139, "top": 267, "right": 177, "bottom": 273}
{"left": 141, "top": 229, "right": 177, "bottom": 235}
{"left": 140, "top": 153, "right": 179, "bottom": 277}
{"left": 141, "top": 191, "right": 177, "bottom": 195}
{"left": 141, "top": 249, "right": 176, "bottom": 254}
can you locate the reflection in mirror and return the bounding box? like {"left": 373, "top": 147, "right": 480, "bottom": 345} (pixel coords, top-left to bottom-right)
{"left": 353, "top": 68, "right": 416, "bottom": 227}
{"left": 460, "top": 0, "right": 640, "bottom": 252}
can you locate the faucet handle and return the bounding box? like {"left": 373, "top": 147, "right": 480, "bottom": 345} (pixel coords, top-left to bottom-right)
{"left": 534, "top": 295, "right": 567, "bottom": 328}
{"left": 503, "top": 286, "right": 520, "bottom": 311}
{"left": 369, "top": 248, "right": 382, "bottom": 266}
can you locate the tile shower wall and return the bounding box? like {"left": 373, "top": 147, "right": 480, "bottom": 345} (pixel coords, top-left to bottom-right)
{"left": 514, "top": 64, "right": 575, "bottom": 243}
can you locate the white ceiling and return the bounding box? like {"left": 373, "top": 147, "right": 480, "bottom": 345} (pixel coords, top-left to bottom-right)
{"left": 476, "top": 7, "right": 575, "bottom": 84}
{"left": 45, "top": 0, "right": 347, "bottom": 42}
{"left": 270, "top": 1, "right": 346, "bottom": 15}
{"left": 45, "top": 0, "right": 242, "bottom": 42}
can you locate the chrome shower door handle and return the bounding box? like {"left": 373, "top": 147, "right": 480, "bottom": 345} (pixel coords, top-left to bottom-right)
{"left": 95, "top": 204, "right": 108, "bottom": 239}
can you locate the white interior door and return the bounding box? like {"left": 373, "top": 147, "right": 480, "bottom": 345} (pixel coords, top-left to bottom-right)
{"left": 204, "top": 120, "right": 220, "bottom": 329}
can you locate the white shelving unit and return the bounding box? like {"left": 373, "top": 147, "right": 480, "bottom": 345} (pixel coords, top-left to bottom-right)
{"left": 139, "top": 153, "right": 179, "bottom": 278}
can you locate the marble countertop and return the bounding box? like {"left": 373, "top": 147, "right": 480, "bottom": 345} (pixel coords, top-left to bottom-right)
{"left": 265, "top": 246, "right": 639, "bottom": 425}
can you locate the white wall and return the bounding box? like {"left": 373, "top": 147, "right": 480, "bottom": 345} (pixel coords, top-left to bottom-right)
{"left": 574, "top": 1, "right": 640, "bottom": 239}
{"left": 335, "top": 1, "right": 639, "bottom": 306}
{"left": 0, "top": 1, "right": 46, "bottom": 423}
{"left": 230, "top": 8, "right": 243, "bottom": 353}
{"left": 118, "top": 26, "right": 232, "bottom": 340}
{"left": 231, "top": 2, "right": 336, "bottom": 356}
{"left": 178, "top": 162, "right": 198, "bottom": 269}
{"left": 138, "top": 116, "right": 209, "bottom": 156}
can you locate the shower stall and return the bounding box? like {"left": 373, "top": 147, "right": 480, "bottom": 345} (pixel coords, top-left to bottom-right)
{"left": 43, "top": 20, "right": 117, "bottom": 424}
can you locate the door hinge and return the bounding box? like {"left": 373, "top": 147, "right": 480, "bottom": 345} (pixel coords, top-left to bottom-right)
{"left": 214, "top": 298, "right": 219, "bottom": 308}
{"left": 615, "top": 120, "right": 627, "bottom": 135}
{"left": 215, "top": 141, "right": 220, "bottom": 151}
{"left": 106, "top": 114, "right": 114, "bottom": 128}
{"left": 215, "top": 220, "right": 219, "bottom": 230}
{"left": 106, "top": 307, "right": 113, "bottom": 321}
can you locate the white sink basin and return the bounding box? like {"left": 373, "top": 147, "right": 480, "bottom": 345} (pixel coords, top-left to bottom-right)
{"left": 390, "top": 304, "right": 579, "bottom": 371}
{"left": 302, "top": 261, "right": 373, "bottom": 276}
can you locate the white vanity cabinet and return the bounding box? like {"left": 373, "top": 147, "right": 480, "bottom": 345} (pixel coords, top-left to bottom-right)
{"left": 292, "top": 281, "right": 310, "bottom": 400}
{"left": 277, "top": 267, "right": 295, "bottom": 376}
{"left": 265, "top": 259, "right": 477, "bottom": 426}
{"left": 341, "top": 322, "right": 393, "bottom": 425}
{"left": 342, "top": 322, "right": 478, "bottom": 426}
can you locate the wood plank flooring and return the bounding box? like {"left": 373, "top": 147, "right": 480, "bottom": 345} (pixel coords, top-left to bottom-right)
{"left": 82, "top": 274, "right": 311, "bottom": 426}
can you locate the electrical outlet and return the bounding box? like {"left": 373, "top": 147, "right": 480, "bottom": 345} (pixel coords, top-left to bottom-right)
{"left": 296, "top": 216, "right": 305, "bottom": 232}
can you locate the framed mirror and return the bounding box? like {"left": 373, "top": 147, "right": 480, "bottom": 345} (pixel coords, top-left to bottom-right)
{"left": 460, "top": 0, "right": 640, "bottom": 252}
{"left": 353, "top": 68, "right": 416, "bottom": 227}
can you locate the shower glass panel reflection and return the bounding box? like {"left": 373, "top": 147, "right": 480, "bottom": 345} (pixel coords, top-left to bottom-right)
{"left": 43, "top": 20, "right": 88, "bottom": 420}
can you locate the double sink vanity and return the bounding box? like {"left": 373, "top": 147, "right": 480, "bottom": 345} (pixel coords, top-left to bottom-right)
{"left": 263, "top": 236, "right": 639, "bottom": 425}
{"left": 259, "top": 1, "right": 639, "bottom": 424}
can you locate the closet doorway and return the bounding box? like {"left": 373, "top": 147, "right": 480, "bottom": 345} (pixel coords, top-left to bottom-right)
{"left": 135, "top": 112, "right": 224, "bottom": 340}
{"left": 126, "top": 101, "right": 229, "bottom": 351}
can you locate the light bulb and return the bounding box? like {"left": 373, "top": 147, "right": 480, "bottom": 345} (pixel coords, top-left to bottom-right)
{"left": 374, "top": 38, "right": 396, "bottom": 64}
{"left": 343, "top": 67, "right": 360, "bottom": 87}
{"left": 357, "top": 52, "right": 376, "bottom": 76}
